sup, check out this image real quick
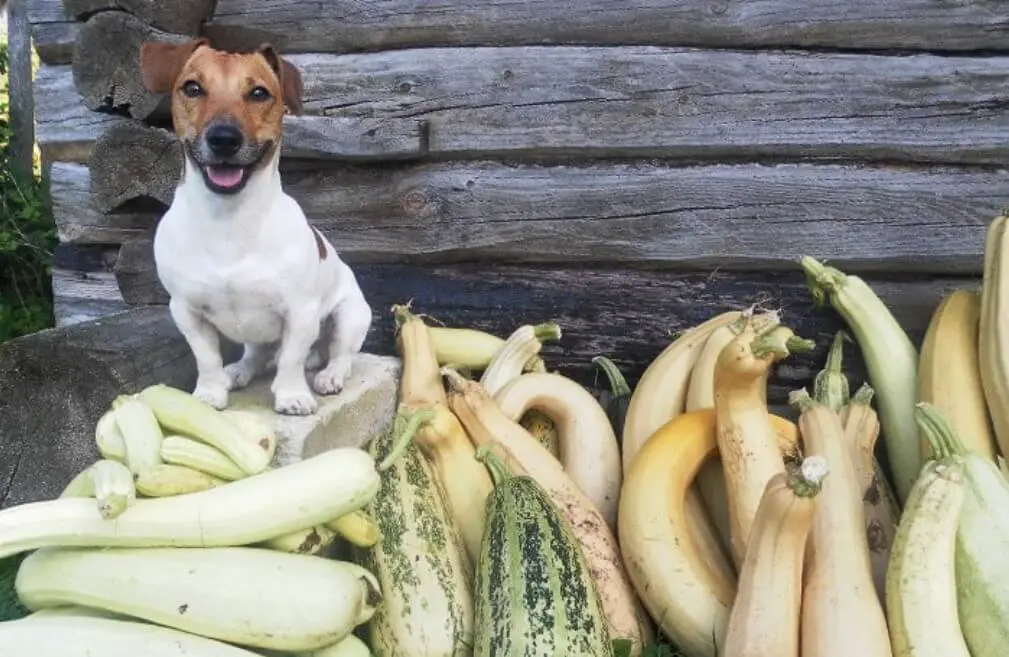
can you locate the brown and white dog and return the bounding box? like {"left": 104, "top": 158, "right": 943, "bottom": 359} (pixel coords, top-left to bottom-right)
{"left": 138, "top": 39, "right": 372, "bottom": 416}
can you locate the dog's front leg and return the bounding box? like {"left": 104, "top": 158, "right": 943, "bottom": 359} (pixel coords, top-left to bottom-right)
{"left": 314, "top": 288, "right": 372, "bottom": 396}
{"left": 169, "top": 297, "right": 230, "bottom": 409}
{"left": 272, "top": 306, "right": 322, "bottom": 416}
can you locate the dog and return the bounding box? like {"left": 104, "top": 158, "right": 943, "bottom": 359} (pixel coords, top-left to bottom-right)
{"left": 138, "top": 39, "right": 372, "bottom": 416}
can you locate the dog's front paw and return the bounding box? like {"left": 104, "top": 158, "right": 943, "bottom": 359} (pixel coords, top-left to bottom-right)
{"left": 193, "top": 384, "right": 229, "bottom": 410}
{"left": 273, "top": 388, "right": 318, "bottom": 416}
{"left": 312, "top": 358, "right": 351, "bottom": 396}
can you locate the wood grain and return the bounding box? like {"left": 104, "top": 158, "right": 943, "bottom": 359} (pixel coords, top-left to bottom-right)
{"left": 73, "top": 161, "right": 1001, "bottom": 274}
{"left": 26, "top": 0, "right": 76, "bottom": 64}
{"left": 108, "top": 250, "right": 970, "bottom": 410}
{"left": 204, "top": 0, "right": 1009, "bottom": 54}
{"left": 34, "top": 64, "right": 125, "bottom": 163}
{"left": 63, "top": 0, "right": 215, "bottom": 34}
{"left": 8, "top": 0, "right": 36, "bottom": 178}
{"left": 88, "top": 122, "right": 182, "bottom": 212}
{"left": 51, "top": 268, "right": 129, "bottom": 328}
{"left": 288, "top": 46, "right": 1009, "bottom": 164}
{"left": 50, "top": 162, "right": 159, "bottom": 244}
{"left": 71, "top": 11, "right": 183, "bottom": 120}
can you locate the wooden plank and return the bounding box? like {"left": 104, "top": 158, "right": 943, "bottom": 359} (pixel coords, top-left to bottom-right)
{"left": 50, "top": 162, "right": 160, "bottom": 243}
{"left": 288, "top": 46, "right": 1009, "bottom": 165}
{"left": 109, "top": 254, "right": 973, "bottom": 410}
{"left": 7, "top": 0, "right": 35, "bottom": 178}
{"left": 51, "top": 268, "right": 129, "bottom": 327}
{"left": 25, "top": 0, "right": 76, "bottom": 64}
{"left": 34, "top": 64, "right": 126, "bottom": 163}
{"left": 35, "top": 66, "right": 427, "bottom": 165}
{"left": 204, "top": 0, "right": 1009, "bottom": 54}
{"left": 101, "top": 161, "right": 1005, "bottom": 275}
{"left": 63, "top": 0, "right": 214, "bottom": 35}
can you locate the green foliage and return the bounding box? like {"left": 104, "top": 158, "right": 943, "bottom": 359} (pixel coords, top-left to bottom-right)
{"left": 0, "top": 38, "right": 57, "bottom": 342}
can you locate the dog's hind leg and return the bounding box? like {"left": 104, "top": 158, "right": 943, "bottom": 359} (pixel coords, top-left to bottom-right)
{"left": 225, "top": 343, "right": 272, "bottom": 390}
{"left": 313, "top": 287, "right": 372, "bottom": 397}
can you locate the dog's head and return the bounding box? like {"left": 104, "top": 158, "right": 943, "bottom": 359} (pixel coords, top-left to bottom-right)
{"left": 139, "top": 39, "right": 304, "bottom": 196}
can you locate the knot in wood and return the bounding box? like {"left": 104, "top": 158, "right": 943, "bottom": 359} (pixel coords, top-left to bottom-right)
{"left": 401, "top": 189, "right": 431, "bottom": 216}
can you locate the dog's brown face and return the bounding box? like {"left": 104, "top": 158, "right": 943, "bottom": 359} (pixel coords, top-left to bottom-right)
{"left": 139, "top": 39, "right": 303, "bottom": 196}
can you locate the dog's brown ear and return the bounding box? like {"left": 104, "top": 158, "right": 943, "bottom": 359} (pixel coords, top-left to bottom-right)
{"left": 139, "top": 38, "right": 209, "bottom": 94}
{"left": 257, "top": 43, "right": 304, "bottom": 116}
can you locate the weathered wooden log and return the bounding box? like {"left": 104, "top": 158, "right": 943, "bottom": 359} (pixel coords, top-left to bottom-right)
{"left": 109, "top": 253, "right": 972, "bottom": 408}
{"left": 89, "top": 122, "right": 182, "bottom": 212}
{"left": 0, "top": 306, "right": 197, "bottom": 507}
{"left": 51, "top": 268, "right": 128, "bottom": 328}
{"left": 40, "top": 47, "right": 1009, "bottom": 166}
{"left": 204, "top": 0, "right": 1009, "bottom": 54}
{"left": 63, "top": 0, "right": 215, "bottom": 34}
{"left": 90, "top": 161, "right": 1005, "bottom": 276}
{"left": 34, "top": 64, "right": 125, "bottom": 163}
{"left": 50, "top": 162, "right": 160, "bottom": 244}
{"left": 26, "top": 0, "right": 77, "bottom": 64}
{"left": 71, "top": 10, "right": 182, "bottom": 119}
{"left": 287, "top": 46, "right": 1009, "bottom": 165}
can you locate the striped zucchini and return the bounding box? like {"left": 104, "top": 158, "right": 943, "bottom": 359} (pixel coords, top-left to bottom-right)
{"left": 356, "top": 412, "right": 475, "bottom": 656}
{"left": 474, "top": 446, "right": 612, "bottom": 657}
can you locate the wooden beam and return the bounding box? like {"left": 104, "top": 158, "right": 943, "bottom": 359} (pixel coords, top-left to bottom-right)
{"left": 7, "top": 0, "right": 35, "bottom": 179}
{"left": 204, "top": 0, "right": 1009, "bottom": 54}
{"left": 286, "top": 46, "right": 1009, "bottom": 165}
{"left": 109, "top": 255, "right": 973, "bottom": 410}
{"left": 35, "top": 66, "right": 427, "bottom": 165}
{"left": 25, "top": 0, "right": 76, "bottom": 64}
{"left": 90, "top": 161, "right": 1003, "bottom": 275}
{"left": 34, "top": 63, "right": 125, "bottom": 163}
{"left": 63, "top": 0, "right": 214, "bottom": 34}
{"left": 51, "top": 268, "right": 129, "bottom": 327}
{"left": 50, "top": 162, "right": 159, "bottom": 244}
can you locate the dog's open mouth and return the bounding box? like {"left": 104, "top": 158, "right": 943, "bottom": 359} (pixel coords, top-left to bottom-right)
{"left": 205, "top": 164, "right": 247, "bottom": 191}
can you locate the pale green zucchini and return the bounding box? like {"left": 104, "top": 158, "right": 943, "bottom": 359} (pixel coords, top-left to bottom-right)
{"left": 914, "top": 402, "right": 1009, "bottom": 657}
{"left": 0, "top": 614, "right": 266, "bottom": 656}
{"left": 59, "top": 459, "right": 136, "bottom": 519}
{"left": 160, "top": 435, "right": 247, "bottom": 481}
{"left": 473, "top": 447, "right": 612, "bottom": 657}
{"left": 134, "top": 463, "right": 225, "bottom": 497}
{"left": 94, "top": 408, "right": 127, "bottom": 461}
{"left": 355, "top": 413, "right": 474, "bottom": 656}
{"left": 15, "top": 546, "right": 381, "bottom": 652}
{"left": 304, "top": 634, "right": 372, "bottom": 657}
{"left": 884, "top": 446, "right": 969, "bottom": 657}
{"left": 114, "top": 397, "right": 165, "bottom": 474}
{"left": 0, "top": 446, "right": 380, "bottom": 559}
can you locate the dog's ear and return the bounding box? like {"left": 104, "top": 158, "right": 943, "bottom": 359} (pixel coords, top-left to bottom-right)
{"left": 139, "top": 38, "right": 210, "bottom": 94}
{"left": 257, "top": 43, "right": 304, "bottom": 116}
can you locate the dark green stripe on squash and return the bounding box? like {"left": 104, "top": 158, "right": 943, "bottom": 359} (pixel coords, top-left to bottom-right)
{"left": 475, "top": 449, "right": 613, "bottom": 657}
{"left": 356, "top": 416, "right": 475, "bottom": 656}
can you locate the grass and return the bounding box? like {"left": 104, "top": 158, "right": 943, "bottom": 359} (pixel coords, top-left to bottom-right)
{"left": 0, "top": 36, "right": 57, "bottom": 342}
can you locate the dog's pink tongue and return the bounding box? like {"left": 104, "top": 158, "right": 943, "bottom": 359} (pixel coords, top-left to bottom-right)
{"left": 207, "top": 166, "right": 244, "bottom": 188}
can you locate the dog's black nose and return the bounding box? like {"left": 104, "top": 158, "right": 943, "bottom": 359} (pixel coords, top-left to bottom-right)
{"left": 205, "top": 124, "right": 244, "bottom": 157}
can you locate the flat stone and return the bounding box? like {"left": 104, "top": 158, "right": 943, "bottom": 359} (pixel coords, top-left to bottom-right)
{"left": 226, "top": 353, "right": 402, "bottom": 466}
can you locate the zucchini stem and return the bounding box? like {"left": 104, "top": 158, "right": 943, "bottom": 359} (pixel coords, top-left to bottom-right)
{"left": 751, "top": 325, "right": 815, "bottom": 359}
{"left": 474, "top": 445, "right": 513, "bottom": 487}
{"left": 814, "top": 330, "right": 851, "bottom": 412}
{"left": 592, "top": 356, "right": 631, "bottom": 397}
{"left": 532, "top": 322, "right": 563, "bottom": 344}
{"left": 788, "top": 388, "right": 819, "bottom": 414}
{"left": 850, "top": 382, "right": 875, "bottom": 406}
{"left": 441, "top": 366, "right": 468, "bottom": 392}
{"left": 789, "top": 456, "right": 830, "bottom": 498}
{"left": 379, "top": 406, "right": 438, "bottom": 471}
{"left": 913, "top": 402, "right": 967, "bottom": 461}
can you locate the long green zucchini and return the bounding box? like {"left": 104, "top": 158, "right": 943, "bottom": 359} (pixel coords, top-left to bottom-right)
{"left": 473, "top": 446, "right": 613, "bottom": 657}
{"left": 356, "top": 410, "right": 475, "bottom": 656}
{"left": 15, "top": 545, "right": 380, "bottom": 652}
{"left": 0, "top": 614, "right": 266, "bottom": 656}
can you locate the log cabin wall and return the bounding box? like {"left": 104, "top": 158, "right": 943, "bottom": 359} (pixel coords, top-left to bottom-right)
{"left": 24, "top": 0, "right": 1009, "bottom": 406}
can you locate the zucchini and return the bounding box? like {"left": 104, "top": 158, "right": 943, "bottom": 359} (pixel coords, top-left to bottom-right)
{"left": 15, "top": 545, "right": 381, "bottom": 652}
{"left": 0, "top": 614, "right": 266, "bottom": 656}
{"left": 473, "top": 446, "right": 612, "bottom": 657}
{"left": 355, "top": 412, "right": 475, "bottom": 656}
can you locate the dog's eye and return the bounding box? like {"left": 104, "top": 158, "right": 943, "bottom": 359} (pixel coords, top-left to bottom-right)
{"left": 248, "top": 86, "right": 271, "bottom": 102}
{"left": 182, "top": 81, "right": 204, "bottom": 98}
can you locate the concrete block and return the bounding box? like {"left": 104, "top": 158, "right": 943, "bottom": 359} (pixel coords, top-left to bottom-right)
{"left": 227, "top": 353, "right": 402, "bottom": 466}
